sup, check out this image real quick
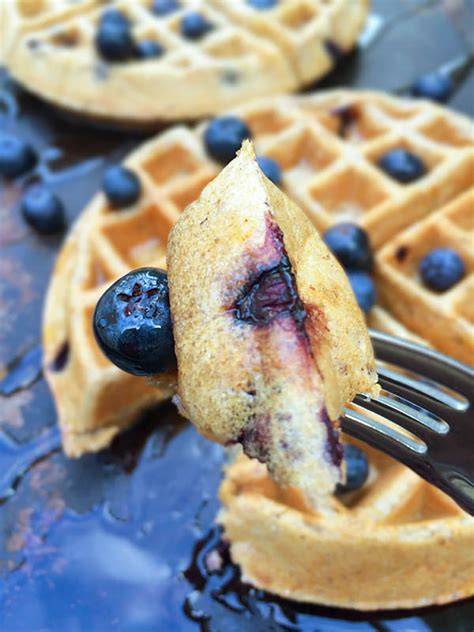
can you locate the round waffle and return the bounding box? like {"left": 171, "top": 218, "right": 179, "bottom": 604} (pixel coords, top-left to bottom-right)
{"left": 219, "top": 443, "right": 474, "bottom": 610}
{"left": 43, "top": 90, "right": 473, "bottom": 459}
{"left": 1, "top": 0, "right": 368, "bottom": 124}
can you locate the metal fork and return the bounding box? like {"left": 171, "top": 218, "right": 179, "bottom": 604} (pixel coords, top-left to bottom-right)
{"left": 341, "top": 330, "right": 474, "bottom": 515}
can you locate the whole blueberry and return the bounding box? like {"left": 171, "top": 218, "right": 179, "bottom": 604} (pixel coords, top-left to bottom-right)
{"left": 0, "top": 133, "right": 37, "bottom": 179}
{"left": 257, "top": 155, "right": 282, "bottom": 185}
{"left": 336, "top": 444, "right": 369, "bottom": 494}
{"left": 181, "top": 12, "right": 213, "bottom": 40}
{"left": 411, "top": 72, "right": 452, "bottom": 103}
{"left": 323, "top": 223, "right": 373, "bottom": 272}
{"left": 102, "top": 165, "right": 141, "bottom": 208}
{"left": 151, "top": 0, "right": 180, "bottom": 16}
{"left": 204, "top": 116, "right": 251, "bottom": 164}
{"left": 135, "top": 39, "right": 164, "bottom": 59}
{"left": 21, "top": 185, "right": 65, "bottom": 234}
{"left": 95, "top": 13, "right": 135, "bottom": 62}
{"left": 247, "top": 0, "right": 278, "bottom": 8}
{"left": 94, "top": 267, "right": 176, "bottom": 376}
{"left": 377, "top": 148, "right": 426, "bottom": 184}
{"left": 419, "top": 248, "right": 465, "bottom": 292}
{"left": 347, "top": 271, "right": 376, "bottom": 314}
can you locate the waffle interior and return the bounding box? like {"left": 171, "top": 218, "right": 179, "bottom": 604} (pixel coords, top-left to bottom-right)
{"left": 2, "top": 0, "right": 368, "bottom": 122}
{"left": 42, "top": 90, "right": 473, "bottom": 459}
{"left": 218, "top": 438, "right": 474, "bottom": 610}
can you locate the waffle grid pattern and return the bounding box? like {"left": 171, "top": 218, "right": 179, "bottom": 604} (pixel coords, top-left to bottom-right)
{"left": 218, "top": 438, "right": 474, "bottom": 610}
{"left": 2, "top": 0, "right": 367, "bottom": 121}
{"left": 42, "top": 91, "right": 473, "bottom": 457}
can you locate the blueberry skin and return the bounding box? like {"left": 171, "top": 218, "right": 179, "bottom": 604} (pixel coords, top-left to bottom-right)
{"left": 377, "top": 148, "right": 426, "bottom": 184}
{"left": 419, "top": 248, "right": 465, "bottom": 292}
{"left": 21, "top": 185, "right": 65, "bottom": 234}
{"left": 336, "top": 444, "right": 369, "bottom": 494}
{"left": 347, "top": 271, "right": 376, "bottom": 314}
{"left": 151, "top": 0, "right": 180, "bottom": 16}
{"left": 94, "top": 267, "right": 176, "bottom": 376}
{"left": 181, "top": 12, "right": 213, "bottom": 40}
{"left": 0, "top": 134, "right": 37, "bottom": 179}
{"left": 247, "top": 0, "right": 278, "bottom": 9}
{"left": 323, "top": 223, "right": 373, "bottom": 272}
{"left": 100, "top": 8, "right": 130, "bottom": 28}
{"left": 257, "top": 155, "right": 282, "bottom": 185}
{"left": 95, "top": 15, "right": 135, "bottom": 62}
{"left": 204, "top": 116, "right": 252, "bottom": 164}
{"left": 135, "top": 40, "right": 164, "bottom": 59}
{"left": 102, "top": 166, "right": 141, "bottom": 208}
{"left": 411, "top": 72, "right": 452, "bottom": 103}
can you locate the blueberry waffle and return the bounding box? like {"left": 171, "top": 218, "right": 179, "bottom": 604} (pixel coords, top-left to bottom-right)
{"left": 43, "top": 91, "right": 473, "bottom": 458}
{"left": 1, "top": 0, "right": 368, "bottom": 124}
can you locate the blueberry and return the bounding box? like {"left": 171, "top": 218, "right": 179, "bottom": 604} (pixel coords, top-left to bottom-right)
{"left": 20, "top": 185, "right": 65, "bottom": 234}
{"left": 204, "top": 116, "right": 251, "bottom": 164}
{"left": 411, "top": 72, "right": 452, "bottom": 103}
{"left": 93, "top": 267, "right": 176, "bottom": 376}
{"left": 257, "top": 155, "right": 282, "bottom": 185}
{"left": 95, "top": 12, "right": 135, "bottom": 62}
{"left": 135, "top": 39, "right": 164, "bottom": 59}
{"left": 347, "top": 271, "right": 376, "bottom": 314}
{"left": 419, "top": 248, "right": 465, "bottom": 292}
{"left": 0, "top": 133, "right": 37, "bottom": 179}
{"left": 102, "top": 165, "right": 141, "bottom": 208}
{"left": 100, "top": 8, "right": 130, "bottom": 28}
{"left": 377, "top": 148, "right": 426, "bottom": 184}
{"left": 181, "top": 12, "right": 213, "bottom": 40}
{"left": 336, "top": 444, "right": 369, "bottom": 494}
{"left": 323, "top": 223, "right": 373, "bottom": 272}
{"left": 151, "top": 0, "right": 180, "bottom": 16}
{"left": 246, "top": 0, "right": 278, "bottom": 9}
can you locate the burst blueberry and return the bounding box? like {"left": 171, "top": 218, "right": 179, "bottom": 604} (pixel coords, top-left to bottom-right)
{"left": 247, "top": 0, "right": 278, "bottom": 9}
{"left": 181, "top": 12, "right": 213, "bottom": 40}
{"left": 136, "top": 39, "right": 164, "bottom": 59}
{"left": 94, "top": 267, "right": 176, "bottom": 376}
{"left": 323, "top": 223, "right": 373, "bottom": 272}
{"left": 411, "top": 71, "right": 452, "bottom": 103}
{"left": 102, "top": 165, "right": 141, "bottom": 208}
{"left": 204, "top": 116, "right": 251, "bottom": 164}
{"left": 257, "top": 155, "right": 282, "bottom": 186}
{"left": 95, "top": 10, "right": 135, "bottom": 62}
{"left": 419, "top": 248, "right": 465, "bottom": 292}
{"left": 347, "top": 271, "right": 376, "bottom": 314}
{"left": 0, "top": 133, "right": 37, "bottom": 179}
{"left": 21, "top": 185, "right": 65, "bottom": 234}
{"left": 336, "top": 444, "right": 369, "bottom": 494}
{"left": 151, "top": 0, "right": 180, "bottom": 16}
{"left": 377, "top": 148, "right": 426, "bottom": 184}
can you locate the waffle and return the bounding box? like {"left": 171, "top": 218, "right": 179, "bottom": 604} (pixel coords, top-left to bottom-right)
{"left": 376, "top": 190, "right": 474, "bottom": 364}
{"left": 167, "top": 141, "right": 378, "bottom": 504}
{"left": 218, "top": 443, "right": 474, "bottom": 610}
{"left": 1, "top": 0, "right": 368, "bottom": 124}
{"left": 42, "top": 90, "right": 473, "bottom": 457}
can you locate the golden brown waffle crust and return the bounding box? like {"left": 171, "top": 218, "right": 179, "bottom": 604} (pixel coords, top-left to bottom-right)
{"left": 219, "top": 453, "right": 474, "bottom": 610}
{"left": 42, "top": 89, "right": 472, "bottom": 458}
{"left": 2, "top": 0, "right": 369, "bottom": 123}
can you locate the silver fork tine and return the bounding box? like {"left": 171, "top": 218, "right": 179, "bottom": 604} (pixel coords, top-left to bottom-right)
{"left": 341, "top": 407, "right": 427, "bottom": 455}
{"left": 377, "top": 365, "right": 467, "bottom": 412}
{"left": 354, "top": 392, "right": 449, "bottom": 440}
{"left": 369, "top": 329, "right": 474, "bottom": 397}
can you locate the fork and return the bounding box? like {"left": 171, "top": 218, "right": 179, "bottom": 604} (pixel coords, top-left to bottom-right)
{"left": 341, "top": 330, "right": 474, "bottom": 515}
